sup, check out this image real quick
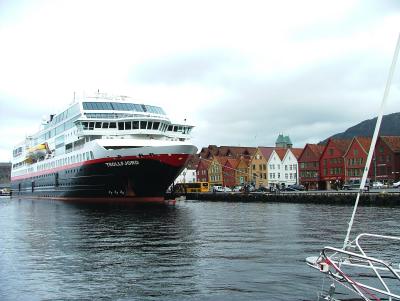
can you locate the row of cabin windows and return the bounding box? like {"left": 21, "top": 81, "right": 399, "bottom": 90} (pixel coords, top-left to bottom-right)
{"left": 81, "top": 121, "right": 191, "bottom": 134}
{"left": 37, "top": 152, "right": 94, "bottom": 171}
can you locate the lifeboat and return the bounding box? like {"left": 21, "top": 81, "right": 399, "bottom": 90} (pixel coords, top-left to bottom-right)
{"left": 26, "top": 143, "right": 50, "bottom": 162}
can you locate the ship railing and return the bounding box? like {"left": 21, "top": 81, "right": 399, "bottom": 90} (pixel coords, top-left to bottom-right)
{"left": 307, "top": 233, "right": 400, "bottom": 300}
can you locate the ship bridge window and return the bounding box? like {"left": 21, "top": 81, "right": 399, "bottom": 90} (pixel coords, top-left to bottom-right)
{"left": 167, "top": 125, "right": 173, "bottom": 131}
{"left": 109, "top": 122, "right": 116, "bottom": 129}
{"left": 140, "top": 121, "right": 147, "bottom": 129}
{"left": 147, "top": 122, "right": 153, "bottom": 129}
{"left": 173, "top": 126, "right": 178, "bottom": 132}
{"left": 83, "top": 102, "right": 150, "bottom": 113}
{"left": 118, "top": 122, "right": 124, "bottom": 130}
{"left": 88, "top": 122, "right": 94, "bottom": 130}
{"left": 153, "top": 122, "right": 160, "bottom": 130}
{"left": 125, "top": 122, "right": 131, "bottom": 130}
{"left": 82, "top": 122, "right": 88, "bottom": 130}
{"left": 132, "top": 121, "right": 139, "bottom": 129}
{"left": 95, "top": 122, "right": 101, "bottom": 128}
{"left": 102, "top": 122, "right": 109, "bottom": 129}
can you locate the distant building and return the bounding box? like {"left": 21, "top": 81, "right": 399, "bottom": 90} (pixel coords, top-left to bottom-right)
{"left": 0, "top": 162, "right": 11, "bottom": 187}
{"left": 275, "top": 134, "right": 293, "bottom": 148}
{"left": 235, "top": 157, "right": 251, "bottom": 186}
{"left": 249, "top": 147, "right": 274, "bottom": 188}
{"left": 374, "top": 136, "right": 400, "bottom": 183}
{"left": 175, "top": 155, "right": 199, "bottom": 184}
{"left": 196, "top": 159, "right": 210, "bottom": 183}
{"left": 223, "top": 158, "right": 239, "bottom": 188}
{"left": 343, "top": 137, "right": 373, "bottom": 183}
{"left": 298, "top": 144, "right": 325, "bottom": 190}
{"left": 319, "top": 138, "right": 352, "bottom": 190}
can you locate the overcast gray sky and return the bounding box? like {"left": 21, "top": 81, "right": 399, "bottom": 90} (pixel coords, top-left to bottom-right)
{"left": 0, "top": 0, "right": 400, "bottom": 161}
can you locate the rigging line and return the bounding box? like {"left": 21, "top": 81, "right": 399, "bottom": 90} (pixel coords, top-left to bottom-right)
{"left": 343, "top": 33, "right": 400, "bottom": 249}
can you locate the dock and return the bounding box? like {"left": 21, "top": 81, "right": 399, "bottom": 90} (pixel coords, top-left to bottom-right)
{"left": 167, "top": 191, "right": 400, "bottom": 206}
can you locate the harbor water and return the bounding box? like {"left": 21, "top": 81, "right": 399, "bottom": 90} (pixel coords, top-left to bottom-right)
{"left": 0, "top": 197, "right": 399, "bottom": 301}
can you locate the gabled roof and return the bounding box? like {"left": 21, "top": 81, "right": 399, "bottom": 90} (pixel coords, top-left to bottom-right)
{"left": 213, "top": 156, "right": 230, "bottom": 166}
{"left": 298, "top": 143, "right": 325, "bottom": 162}
{"left": 330, "top": 138, "right": 353, "bottom": 155}
{"left": 224, "top": 158, "right": 240, "bottom": 169}
{"left": 355, "top": 137, "right": 372, "bottom": 154}
{"left": 237, "top": 157, "right": 251, "bottom": 167}
{"left": 196, "top": 158, "right": 210, "bottom": 169}
{"left": 258, "top": 147, "right": 275, "bottom": 160}
{"left": 186, "top": 155, "right": 200, "bottom": 169}
{"left": 380, "top": 136, "right": 400, "bottom": 153}
{"left": 290, "top": 147, "right": 303, "bottom": 159}
{"left": 275, "top": 148, "right": 287, "bottom": 160}
{"left": 199, "top": 145, "right": 257, "bottom": 159}
{"left": 309, "top": 144, "right": 325, "bottom": 156}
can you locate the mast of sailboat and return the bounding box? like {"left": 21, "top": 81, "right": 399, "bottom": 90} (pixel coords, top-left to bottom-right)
{"left": 343, "top": 34, "right": 400, "bottom": 249}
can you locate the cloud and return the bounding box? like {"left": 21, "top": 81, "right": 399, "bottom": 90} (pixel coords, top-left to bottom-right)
{"left": 130, "top": 50, "right": 247, "bottom": 85}
{"left": 0, "top": 0, "right": 400, "bottom": 162}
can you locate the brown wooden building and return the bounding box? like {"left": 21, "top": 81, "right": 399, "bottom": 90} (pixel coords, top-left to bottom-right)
{"left": 298, "top": 144, "right": 325, "bottom": 190}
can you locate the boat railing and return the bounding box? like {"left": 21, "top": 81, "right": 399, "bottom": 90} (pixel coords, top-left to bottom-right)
{"left": 313, "top": 234, "right": 400, "bottom": 300}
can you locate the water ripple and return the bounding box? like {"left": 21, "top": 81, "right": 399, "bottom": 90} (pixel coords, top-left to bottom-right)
{"left": 0, "top": 198, "right": 398, "bottom": 300}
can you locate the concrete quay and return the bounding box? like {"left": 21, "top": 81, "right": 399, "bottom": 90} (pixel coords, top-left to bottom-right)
{"left": 168, "top": 191, "right": 400, "bottom": 206}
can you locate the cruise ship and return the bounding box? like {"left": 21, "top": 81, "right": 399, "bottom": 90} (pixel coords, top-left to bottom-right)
{"left": 11, "top": 93, "right": 197, "bottom": 203}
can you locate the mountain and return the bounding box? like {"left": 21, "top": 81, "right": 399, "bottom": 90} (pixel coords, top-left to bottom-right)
{"left": 321, "top": 112, "right": 400, "bottom": 143}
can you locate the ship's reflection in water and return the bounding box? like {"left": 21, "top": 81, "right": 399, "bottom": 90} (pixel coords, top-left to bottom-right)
{"left": 0, "top": 198, "right": 399, "bottom": 300}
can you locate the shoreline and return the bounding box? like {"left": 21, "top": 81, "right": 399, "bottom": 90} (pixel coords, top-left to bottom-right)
{"left": 167, "top": 191, "right": 400, "bottom": 206}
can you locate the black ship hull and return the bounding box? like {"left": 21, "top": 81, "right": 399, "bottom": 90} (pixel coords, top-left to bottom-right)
{"left": 11, "top": 154, "right": 190, "bottom": 203}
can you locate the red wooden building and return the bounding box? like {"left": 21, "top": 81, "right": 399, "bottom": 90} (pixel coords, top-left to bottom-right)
{"left": 374, "top": 136, "right": 400, "bottom": 183}
{"left": 298, "top": 143, "right": 325, "bottom": 190}
{"left": 319, "top": 138, "right": 352, "bottom": 190}
{"left": 196, "top": 159, "right": 210, "bottom": 182}
{"left": 223, "top": 158, "right": 239, "bottom": 187}
{"left": 343, "top": 137, "right": 374, "bottom": 182}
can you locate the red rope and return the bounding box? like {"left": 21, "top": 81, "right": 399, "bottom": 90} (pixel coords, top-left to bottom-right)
{"left": 324, "top": 257, "right": 382, "bottom": 301}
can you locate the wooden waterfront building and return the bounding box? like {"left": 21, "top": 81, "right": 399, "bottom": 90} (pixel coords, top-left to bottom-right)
{"left": 343, "top": 137, "right": 373, "bottom": 183}
{"left": 249, "top": 147, "right": 274, "bottom": 188}
{"left": 223, "top": 158, "right": 239, "bottom": 188}
{"left": 235, "top": 157, "right": 251, "bottom": 186}
{"left": 298, "top": 144, "right": 325, "bottom": 190}
{"left": 374, "top": 136, "right": 400, "bottom": 183}
{"left": 196, "top": 159, "right": 210, "bottom": 183}
{"left": 319, "top": 138, "right": 352, "bottom": 190}
{"left": 208, "top": 156, "right": 229, "bottom": 187}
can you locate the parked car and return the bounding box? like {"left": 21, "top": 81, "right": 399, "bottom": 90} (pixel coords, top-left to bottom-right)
{"left": 393, "top": 180, "right": 400, "bottom": 188}
{"left": 232, "top": 186, "right": 243, "bottom": 192}
{"left": 284, "top": 184, "right": 305, "bottom": 191}
{"left": 255, "top": 186, "right": 268, "bottom": 192}
{"left": 212, "top": 186, "right": 225, "bottom": 192}
{"left": 343, "top": 179, "right": 370, "bottom": 190}
{"left": 212, "top": 186, "right": 232, "bottom": 192}
{"left": 372, "top": 181, "right": 387, "bottom": 189}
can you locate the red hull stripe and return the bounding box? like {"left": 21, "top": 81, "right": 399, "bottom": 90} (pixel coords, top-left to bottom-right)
{"left": 11, "top": 154, "right": 190, "bottom": 181}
